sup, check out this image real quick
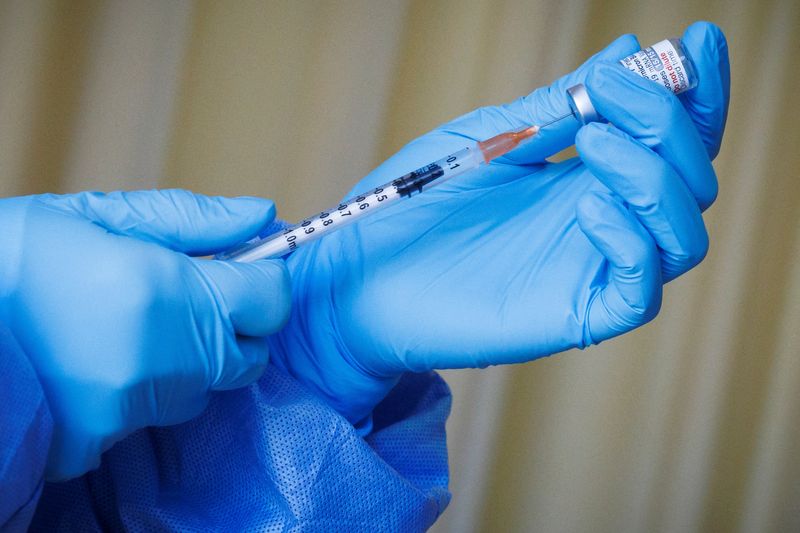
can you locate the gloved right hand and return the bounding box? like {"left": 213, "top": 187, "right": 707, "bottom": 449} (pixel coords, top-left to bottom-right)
{"left": 267, "top": 21, "right": 730, "bottom": 425}
{"left": 0, "top": 190, "right": 291, "bottom": 481}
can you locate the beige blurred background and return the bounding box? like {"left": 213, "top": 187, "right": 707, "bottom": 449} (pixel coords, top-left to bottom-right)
{"left": 1, "top": 0, "right": 799, "bottom": 531}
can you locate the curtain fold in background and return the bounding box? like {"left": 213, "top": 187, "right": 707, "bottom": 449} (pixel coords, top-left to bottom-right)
{"left": 1, "top": 1, "right": 798, "bottom": 531}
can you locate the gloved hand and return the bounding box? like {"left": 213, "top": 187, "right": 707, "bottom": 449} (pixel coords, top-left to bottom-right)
{"left": 268, "top": 21, "right": 730, "bottom": 427}
{"left": 0, "top": 190, "right": 291, "bottom": 481}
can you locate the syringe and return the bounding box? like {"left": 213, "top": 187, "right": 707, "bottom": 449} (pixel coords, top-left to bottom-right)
{"left": 216, "top": 125, "right": 539, "bottom": 262}
{"left": 218, "top": 36, "right": 700, "bottom": 263}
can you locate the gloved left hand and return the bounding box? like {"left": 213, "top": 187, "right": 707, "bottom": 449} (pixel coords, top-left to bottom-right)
{"left": 0, "top": 190, "right": 291, "bottom": 481}
{"left": 267, "top": 21, "right": 730, "bottom": 428}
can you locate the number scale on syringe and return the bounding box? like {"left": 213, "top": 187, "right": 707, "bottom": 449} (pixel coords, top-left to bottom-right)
{"left": 217, "top": 125, "right": 538, "bottom": 263}
{"left": 216, "top": 147, "right": 485, "bottom": 262}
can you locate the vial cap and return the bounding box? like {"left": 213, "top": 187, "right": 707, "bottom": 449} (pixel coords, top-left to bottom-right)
{"left": 566, "top": 84, "right": 601, "bottom": 125}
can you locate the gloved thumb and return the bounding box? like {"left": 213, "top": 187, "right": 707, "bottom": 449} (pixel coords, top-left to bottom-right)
{"left": 39, "top": 189, "right": 276, "bottom": 256}
{"left": 190, "top": 258, "right": 292, "bottom": 390}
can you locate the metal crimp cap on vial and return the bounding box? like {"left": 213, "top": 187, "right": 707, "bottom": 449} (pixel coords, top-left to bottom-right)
{"left": 566, "top": 84, "right": 600, "bottom": 125}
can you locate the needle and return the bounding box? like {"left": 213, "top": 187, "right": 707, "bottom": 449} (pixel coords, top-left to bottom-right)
{"left": 536, "top": 112, "right": 575, "bottom": 129}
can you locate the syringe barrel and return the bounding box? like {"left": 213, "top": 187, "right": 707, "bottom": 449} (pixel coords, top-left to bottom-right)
{"left": 566, "top": 38, "right": 698, "bottom": 124}
{"left": 217, "top": 147, "right": 482, "bottom": 262}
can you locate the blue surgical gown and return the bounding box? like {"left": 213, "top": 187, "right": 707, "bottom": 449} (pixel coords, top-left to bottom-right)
{"left": 0, "top": 322, "right": 451, "bottom": 532}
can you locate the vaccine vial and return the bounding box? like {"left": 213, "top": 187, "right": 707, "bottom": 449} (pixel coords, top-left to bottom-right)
{"left": 566, "top": 38, "right": 699, "bottom": 124}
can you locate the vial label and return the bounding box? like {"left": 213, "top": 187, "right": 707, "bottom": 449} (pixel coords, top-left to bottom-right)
{"left": 620, "top": 39, "right": 691, "bottom": 95}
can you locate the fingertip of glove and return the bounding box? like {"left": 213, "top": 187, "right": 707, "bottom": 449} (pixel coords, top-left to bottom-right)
{"left": 208, "top": 257, "right": 293, "bottom": 335}
{"left": 584, "top": 62, "right": 619, "bottom": 101}
{"left": 682, "top": 21, "right": 730, "bottom": 84}
{"left": 251, "top": 257, "right": 290, "bottom": 286}
{"left": 598, "top": 33, "right": 641, "bottom": 62}
{"left": 683, "top": 21, "right": 728, "bottom": 50}
{"left": 575, "top": 121, "right": 616, "bottom": 152}
{"left": 254, "top": 259, "right": 292, "bottom": 328}
{"left": 232, "top": 196, "right": 276, "bottom": 220}
{"left": 213, "top": 197, "right": 278, "bottom": 240}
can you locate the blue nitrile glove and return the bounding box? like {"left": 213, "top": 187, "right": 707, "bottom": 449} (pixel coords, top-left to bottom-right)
{"left": 0, "top": 190, "right": 290, "bottom": 481}
{"left": 268, "top": 21, "right": 730, "bottom": 426}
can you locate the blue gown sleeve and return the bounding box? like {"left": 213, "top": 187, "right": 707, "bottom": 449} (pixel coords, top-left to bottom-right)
{"left": 32, "top": 364, "right": 452, "bottom": 532}
{"left": 0, "top": 323, "right": 53, "bottom": 532}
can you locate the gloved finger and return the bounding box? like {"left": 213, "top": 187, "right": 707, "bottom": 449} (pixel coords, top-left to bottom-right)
{"left": 576, "top": 190, "right": 662, "bottom": 344}
{"left": 576, "top": 123, "right": 709, "bottom": 282}
{"left": 678, "top": 21, "right": 730, "bottom": 159}
{"left": 585, "top": 62, "right": 718, "bottom": 211}
{"left": 189, "top": 258, "right": 290, "bottom": 390}
{"left": 351, "top": 34, "right": 641, "bottom": 195}
{"left": 192, "top": 258, "right": 291, "bottom": 338}
{"left": 40, "top": 189, "right": 276, "bottom": 255}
